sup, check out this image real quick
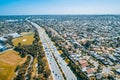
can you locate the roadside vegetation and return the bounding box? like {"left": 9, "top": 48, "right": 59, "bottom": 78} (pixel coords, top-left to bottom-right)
{"left": 14, "top": 29, "right": 51, "bottom": 80}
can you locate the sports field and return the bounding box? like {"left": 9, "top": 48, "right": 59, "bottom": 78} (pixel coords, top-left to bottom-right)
{"left": 0, "top": 50, "right": 23, "bottom": 80}
{"left": 12, "top": 32, "right": 34, "bottom": 46}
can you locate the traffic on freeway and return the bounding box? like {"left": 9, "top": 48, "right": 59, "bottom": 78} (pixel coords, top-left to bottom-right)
{"left": 28, "top": 20, "right": 77, "bottom": 80}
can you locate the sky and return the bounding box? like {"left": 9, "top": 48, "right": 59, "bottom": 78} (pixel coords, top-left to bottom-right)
{"left": 0, "top": 0, "right": 120, "bottom": 15}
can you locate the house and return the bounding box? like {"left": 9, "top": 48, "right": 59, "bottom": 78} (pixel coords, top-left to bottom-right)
{"left": 81, "top": 63, "right": 89, "bottom": 68}
{"left": 114, "top": 53, "right": 120, "bottom": 57}
{"left": 4, "top": 33, "right": 21, "bottom": 38}
{"left": 95, "top": 73, "right": 103, "bottom": 80}
{"left": 0, "top": 37, "right": 7, "bottom": 43}
{"left": 0, "top": 44, "right": 7, "bottom": 52}
{"left": 109, "top": 54, "right": 118, "bottom": 62}
{"left": 86, "top": 68, "right": 96, "bottom": 74}
{"left": 116, "top": 69, "right": 120, "bottom": 74}
{"left": 79, "top": 60, "right": 89, "bottom": 68}
{"left": 115, "top": 65, "right": 120, "bottom": 74}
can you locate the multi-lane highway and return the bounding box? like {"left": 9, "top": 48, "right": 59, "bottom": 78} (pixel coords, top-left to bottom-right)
{"left": 29, "top": 20, "right": 64, "bottom": 80}
{"left": 46, "top": 36, "right": 77, "bottom": 80}
{"left": 28, "top": 20, "right": 77, "bottom": 80}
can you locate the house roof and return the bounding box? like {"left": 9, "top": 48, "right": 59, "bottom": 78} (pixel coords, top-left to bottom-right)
{"left": 0, "top": 37, "right": 7, "bottom": 41}
{"left": 116, "top": 69, "right": 120, "bottom": 73}
{"left": 79, "top": 60, "right": 87, "bottom": 64}
{"left": 7, "top": 33, "right": 21, "bottom": 38}
{"left": 81, "top": 63, "right": 89, "bottom": 68}
{"left": 86, "top": 68, "right": 96, "bottom": 74}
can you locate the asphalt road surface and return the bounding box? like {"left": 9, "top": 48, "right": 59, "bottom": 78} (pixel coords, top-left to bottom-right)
{"left": 28, "top": 20, "right": 77, "bottom": 80}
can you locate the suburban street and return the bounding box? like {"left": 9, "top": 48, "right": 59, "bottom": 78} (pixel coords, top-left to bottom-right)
{"left": 28, "top": 20, "right": 77, "bottom": 80}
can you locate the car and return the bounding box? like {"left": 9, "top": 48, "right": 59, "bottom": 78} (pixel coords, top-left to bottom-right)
{"left": 55, "top": 73, "right": 57, "bottom": 76}
{"left": 52, "top": 71, "right": 54, "bottom": 73}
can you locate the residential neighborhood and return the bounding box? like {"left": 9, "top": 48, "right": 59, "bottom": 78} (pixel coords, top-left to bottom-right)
{"left": 32, "top": 15, "right": 120, "bottom": 80}
{"left": 0, "top": 15, "right": 120, "bottom": 80}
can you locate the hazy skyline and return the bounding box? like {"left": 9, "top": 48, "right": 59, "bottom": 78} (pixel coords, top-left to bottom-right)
{"left": 0, "top": 0, "right": 120, "bottom": 15}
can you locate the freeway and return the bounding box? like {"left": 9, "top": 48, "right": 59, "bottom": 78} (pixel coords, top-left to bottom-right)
{"left": 43, "top": 30, "right": 77, "bottom": 80}
{"left": 28, "top": 20, "right": 64, "bottom": 80}
{"left": 28, "top": 20, "right": 77, "bottom": 80}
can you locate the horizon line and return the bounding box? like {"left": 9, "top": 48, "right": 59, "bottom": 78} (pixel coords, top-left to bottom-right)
{"left": 0, "top": 14, "right": 120, "bottom": 16}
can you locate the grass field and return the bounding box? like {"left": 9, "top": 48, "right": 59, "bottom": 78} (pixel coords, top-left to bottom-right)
{"left": 12, "top": 32, "right": 34, "bottom": 46}
{"left": 0, "top": 50, "right": 23, "bottom": 80}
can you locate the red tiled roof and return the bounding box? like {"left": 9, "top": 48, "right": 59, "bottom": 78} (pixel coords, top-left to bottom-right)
{"left": 86, "top": 68, "right": 96, "bottom": 74}
{"left": 81, "top": 63, "right": 89, "bottom": 68}
{"left": 79, "top": 60, "right": 87, "bottom": 64}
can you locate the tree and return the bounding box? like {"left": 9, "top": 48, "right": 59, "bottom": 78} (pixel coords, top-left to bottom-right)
{"left": 18, "top": 43, "right": 21, "bottom": 47}
{"left": 43, "top": 69, "right": 51, "bottom": 78}
{"left": 83, "top": 41, "right": 91, "bottom": 49}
